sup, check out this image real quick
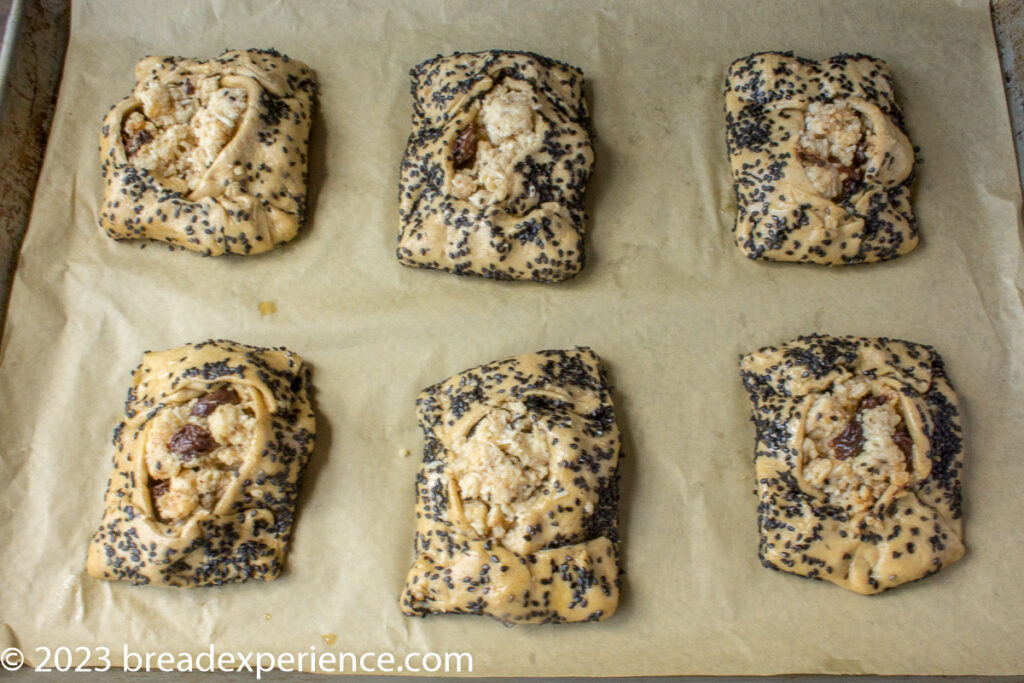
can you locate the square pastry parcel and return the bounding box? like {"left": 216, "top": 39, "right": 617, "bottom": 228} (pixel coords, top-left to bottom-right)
{"left": 99, "top": 49, "right": 316, "bottom": 255}
{"left": 87, "top": 339, "right": 316, "bottom": 586}
{"left": 397, "top": 50, "right": 595, "bottom": 282}
{"left": 725, "top": 52, "right": 917, "bottom": 265}
{"left": 739, "top": 334, "right": 964, "bottom": 594}
{"left": 401, "top": 348, "right": 622, "bottom": 623}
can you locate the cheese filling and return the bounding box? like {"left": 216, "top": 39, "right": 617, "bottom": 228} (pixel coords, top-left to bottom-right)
{"left": 145, "top": 386, "right": 256, "bottom": 523}
{"left": 798, "top": 99, "right": 869, "bottom": 199}
{"left": 122, "top": 75, "right": 248, "bottom": 190}
{"left": 801, "top": 377, "right": 915, "bottom": 518}
{"left": 450, "top": 80, "right": 542, "bottom": 208}
{"left": 449, "top": 402, "right": 550, "bottom": 546}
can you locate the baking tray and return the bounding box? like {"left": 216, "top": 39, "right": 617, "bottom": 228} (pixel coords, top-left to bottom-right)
{"left": 2, "top": 2, "right": 1024, "bottom": 679}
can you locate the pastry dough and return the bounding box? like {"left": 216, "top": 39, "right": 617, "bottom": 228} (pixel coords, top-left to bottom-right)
{"left": 99, "top": 49, "right": 316, "bottom": 255}
{"left": 739, "top": 334, "right": 964, "bottom": 594}
{"left": 725, "top": 52, "right": 917, "bottom": 264}
{"left": 397, "top": 50, "right": 595, "bottom": 282}
{"left": 401, "top": 348, "right": 622, "bottom": 623}
{"left": 86, "top": 339, "right": 316, "bottom": 586}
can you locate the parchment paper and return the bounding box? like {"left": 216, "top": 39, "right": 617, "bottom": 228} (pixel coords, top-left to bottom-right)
{"left": 1, "top": 0, "right": 1022, "bottom": 676}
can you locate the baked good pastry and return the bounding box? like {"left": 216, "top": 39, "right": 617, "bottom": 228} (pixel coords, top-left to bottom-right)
{"left": 98, "top": 49, "right": 316, "bottom": 255}
{"left": 86, "top": 339, "right": 316, "bottom": 586}
{"left": 739, "top": 334, "right": 964, "bottom": 594}
{"left": 397, "top": 50, "right": 594, "bottom": 282}
{"left": 401, "top": 348, "right": 622, "bottom": 623}
{"left": 725, "top": 52, "right": 917, "bottom": 264}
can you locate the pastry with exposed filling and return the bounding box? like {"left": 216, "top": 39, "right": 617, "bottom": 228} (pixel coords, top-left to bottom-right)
{"left": 739, "top": 334, "right": 964, "bottom": 594}
{"left": 397, "top": 50, "right": 595, "bottom": 282}
{"left": 401, "top": 348, "right": 622, "bottom": 623}
{"left": 86, "top": 339, "right": 316, "bottom": 586}
{"left": 99, "top": 49, "right": 316, "bottom": 255}
{"left": 725, "top": 52, "right": 917, "bottom": 264}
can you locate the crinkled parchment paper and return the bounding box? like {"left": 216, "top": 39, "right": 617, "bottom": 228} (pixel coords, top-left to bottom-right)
{"left": 1, "top": 0, "right": 1022, "bottom": 676}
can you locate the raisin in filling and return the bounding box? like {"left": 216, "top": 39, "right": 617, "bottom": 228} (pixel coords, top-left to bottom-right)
{"left": 450, "top": 79, "right": 541, "bottom": 209}
{"left": 121, "top": 75, "right": 248, "bottom": 191}
{"left": 797, "top": 99, "right": 870, "bottom": 200}
{"left": 146, "top": 385, "right": 254, "bottom": 524}
{"left": 801, "top": 377, "right": 917, "bottom": 517}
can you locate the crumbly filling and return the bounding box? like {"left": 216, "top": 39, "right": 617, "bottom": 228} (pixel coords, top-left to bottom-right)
{"left": 798, "top": 99, "right": 869, "bottom": 199}
{"left": 122, "top": 75, "right": 248, "bottom": 190}
{"left": 801, "top": 377, "right": 915, "bottom": 517}
{"left": 450, "top": 80, "right": 541, "bottom": 208}
{"left": 145, "top": 386, "right": 255, "bottom": 523}
{"left": 449, "top": 401, "right": 550, "bottom": 544}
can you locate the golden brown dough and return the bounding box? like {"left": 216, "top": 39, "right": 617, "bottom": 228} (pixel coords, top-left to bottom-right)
{"left": 739, "top": 334, "right": 964, "bottom": 594}
{"left": 401, "top": 348, "right": 622, "bottom": 623}
{"left": 99, "top": 49, "right": 316, "bottom": 255}
{"left": 725, "top": 52, "right": 917, "bottom": 264}
{"left": 87, "top": 339, "right": 316, "bottom": 586}
{"left": 397, "top": 50, "right": 594, "bottom": 282}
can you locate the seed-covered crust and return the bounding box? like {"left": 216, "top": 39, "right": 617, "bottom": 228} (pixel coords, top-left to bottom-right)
{"left": 725, "top": 52, "right": 917, "bottom": 264}
{"left": 397, "top": 50, "right": 595, "bottom": 282}
{"left": 87, "top": 339, "right": 316, "bottom": 586}
{"left": 739, "top": 334, "right": 964, "bottom": 594}
{"left": 99, "top": 49, "right": 316, "bottom": 256}
{"left": 401, "top": 348, "right": 622, "bottom": 623}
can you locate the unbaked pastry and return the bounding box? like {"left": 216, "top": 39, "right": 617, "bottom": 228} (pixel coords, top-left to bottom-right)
{"left": 99, "top": 49, "right": 316, "bottom": 255}
{"left": 86, "top": 339, "right": 316, "bottom": 586}
{"left": 725, "top": 52, "right": 917, "bottom": 264}
{"left": 397, "top": 50, "right": 595, "bottom": 282}
{"left": 739, "top": 334, "right": 964, "bottom": 594}
{"left": 401, "top": 348, "right": 622, "bottom": 623}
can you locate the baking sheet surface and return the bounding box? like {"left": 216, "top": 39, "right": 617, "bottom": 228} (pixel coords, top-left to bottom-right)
{"left": 1, "top": 0, "right": 1022, "bottom": 676}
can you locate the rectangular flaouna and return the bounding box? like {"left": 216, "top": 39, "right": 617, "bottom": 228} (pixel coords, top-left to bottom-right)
{"left": 99, "top": 49, "right": 316, "bottom": 256}
{"left": 397, "top": 50, "right": 595, "bottom": 282}
{"left": 725, "top": 52, "right": 917, "bottom": 264}
{"left": 739, "top": 334, "right": 964, "bottom": 594}
{"left": 401, "top": 348, "right": 622, "bottom": 623}
{"left": 87, "top": 339, "right": 316, "bottom": 586}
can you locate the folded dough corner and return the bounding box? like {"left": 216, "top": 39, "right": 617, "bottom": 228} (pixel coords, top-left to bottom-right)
{"left": 401, "top": 348, "right": 622, "bottom": 623}
{"left": 739, "top": 334, "right": 964, "bottom": 594}
{"left": 98, "top": 49, "right": 317, "bottom": 256}
{"left": 397, "top": 50, "right": 595, "bottom": 283}
{"left": 86, "top": 339, "right": 316, "bottom": 586}
{"left": 725, "top": 52, "right": 917, "bottom": 265}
